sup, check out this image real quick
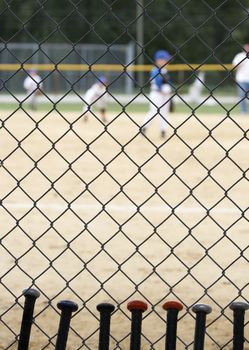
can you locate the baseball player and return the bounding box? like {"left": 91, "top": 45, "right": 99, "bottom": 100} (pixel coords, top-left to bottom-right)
{"left": 82, "top": 75, "right": 108, "bottom": 123}
{"left": 142, "top": 50, "right": 172, "bottom": 139}
{"left": 232, "top": 43, "right": 249, "bottom": 114}
{"left": 23, "top": 69, "right": 43, "bottom": 110}
{"left": 188, "top": 72, "right": 205, "bottom": 104}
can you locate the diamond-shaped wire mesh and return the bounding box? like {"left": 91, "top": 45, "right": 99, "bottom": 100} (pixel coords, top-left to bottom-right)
{"left": 0, "top": 0, "right": 249, "bottom": 349}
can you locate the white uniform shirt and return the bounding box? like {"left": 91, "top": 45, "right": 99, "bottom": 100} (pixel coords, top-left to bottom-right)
{"left": 23, "top": 73, "right": 43, "bottom": 92}
{"left": 232, "top": 52, "right": 249, "bottom": 83}
{"left": 83, "top": 83, "right": 108, "bottom": 108}
{"left": 188, "top": 72, "right": 205, "bottom": 102}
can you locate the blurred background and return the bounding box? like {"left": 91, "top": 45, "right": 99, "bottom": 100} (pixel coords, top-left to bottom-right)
{"left": 1, "top": 0, "right": 249, "bottom": 96}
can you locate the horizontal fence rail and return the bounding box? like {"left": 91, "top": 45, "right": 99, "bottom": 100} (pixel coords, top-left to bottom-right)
{"left": 0, "top": 63, "right": 235, "bottom": 71}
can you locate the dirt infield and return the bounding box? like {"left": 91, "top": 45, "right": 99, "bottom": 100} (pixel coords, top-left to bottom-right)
{"left": 0, "top": 109, "right": 248, "bottom": 349}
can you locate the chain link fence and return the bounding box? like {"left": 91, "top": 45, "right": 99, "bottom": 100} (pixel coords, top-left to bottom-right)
{"left": 0, "top": 0, "right": 249, "bottom": 349}
{"left": 0, "top": 42, "right": 135, "bottom": 94}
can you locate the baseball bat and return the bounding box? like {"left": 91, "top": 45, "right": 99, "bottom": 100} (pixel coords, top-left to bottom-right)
{"left": 162, "top": 300, "right": 183, "bottom": 350}
{"left": 96, "top": 303, "right": 115, "bottom": 350}
{"left": 192, "top": 304, "right": 212, "bottom": 350}
{"left": 18, "top": 288, "right": 40, "bottom": 350}
{"left": 127, "top": 300, "right": 148, "bottom": 350}
{"left": 229, "top": 301, "right": 249, "bottom": 350}
{"left": 55, "top": 300, "right": 78, "bottom": 350}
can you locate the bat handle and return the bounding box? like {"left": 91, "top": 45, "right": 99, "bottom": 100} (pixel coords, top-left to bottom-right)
{"left": 18, "top": 288, "right": 40, "bottom": 350}
{"left": 55, "top": 300, "right": 78, "bottom": 350}
{"left": 229, "top": 301, "right": 249, "bottom": 350}
{"left": 96, "top": 303, "right": 115, "bottom": 350}
{"left": 192, "top": 304, "right": 212, "bottom": 350}
{"left": 127, "top": 300, "right": 148, "bottom": 350}
{"left": 162, "top": 301, "right": 183, "bottom": 350}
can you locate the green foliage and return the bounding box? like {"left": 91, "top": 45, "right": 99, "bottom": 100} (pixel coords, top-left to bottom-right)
{"left": 1, "top": 0, "right": 249, "bottom": 62}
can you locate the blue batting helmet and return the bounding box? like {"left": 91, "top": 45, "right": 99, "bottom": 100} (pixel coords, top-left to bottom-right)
{"left": 98, "top": 75, "right": 107, "bottom": 84}
{"left": 154, "top": 50, "right": 171, "bottom": 61}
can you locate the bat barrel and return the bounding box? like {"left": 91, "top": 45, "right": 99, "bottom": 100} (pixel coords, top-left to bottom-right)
{"left": 18, "top": 288, "right": 40, "bottom": 350}
{"left": 229, "top": 301, "right": 249, "bottom": 350}
{"left": 55, "top": 300, "right": 78, "bottom": 350}
{"left": 127, "top": 300, "right": 148, "bottom": 350}
{"left": 162, "top": 301, "right": 183, "bottom": 350}
{"left": 192, "top": 304, "right": 212, "bottom": 350}
{"left": 96, "top": 303, "right": 115, "bottom": 350}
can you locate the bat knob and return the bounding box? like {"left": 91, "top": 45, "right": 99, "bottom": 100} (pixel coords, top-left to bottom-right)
{"left": 163, "top": 300, "right": 183, "bottom": 311}
{"left": 229, "top": 302, "right": 249, "bottom": 311}
{"left": 97, "top": 303, "right": 115, "bottom": 313}
{"left": 192, "top": 304, "right": 212, "bottom": 314}
{"left": 23, "top": 289, "right": 41, "bottom": 299}
{"left": 57, "top": 300, "right": 78, "bottom": 312}
{"left": 127, "top": 300, "right": 148, "bottom": 312}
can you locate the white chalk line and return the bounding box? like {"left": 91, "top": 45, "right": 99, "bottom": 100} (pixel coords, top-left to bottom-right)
{"left": 0, "top": 202, "right": 246, "bottom": 215}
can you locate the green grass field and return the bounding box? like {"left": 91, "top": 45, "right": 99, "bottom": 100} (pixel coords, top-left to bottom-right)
{"left": 0, "top": 101, "right": 242, "bottom": 114}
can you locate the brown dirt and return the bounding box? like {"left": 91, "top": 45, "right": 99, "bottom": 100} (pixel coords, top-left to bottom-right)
{"left": 0, "top": 110, "right": 248, "bottom": 349}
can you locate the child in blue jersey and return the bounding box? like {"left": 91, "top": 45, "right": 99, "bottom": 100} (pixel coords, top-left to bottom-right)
{"left": 142, "top": 50, "right": 172, "bottom": 138}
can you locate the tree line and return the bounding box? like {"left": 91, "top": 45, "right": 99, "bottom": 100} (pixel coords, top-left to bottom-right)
{"left": 1, "top": 0, "right": 249, "bottom": 63}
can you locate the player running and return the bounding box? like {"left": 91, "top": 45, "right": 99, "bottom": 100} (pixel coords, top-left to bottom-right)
{"left": 23, "top": 69, "right": 43, "bottom": 110}
{"left": 82, "top": 75, "right": 108, "bottom": 123}
{"left": 142, "top": 50, "right": 172, "bottom": 139}
{"left": 232, "top": 44, "right": 249, "bottom": 114}
{"left": 188, "top": 72, "right": 205, "bottom": 104}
